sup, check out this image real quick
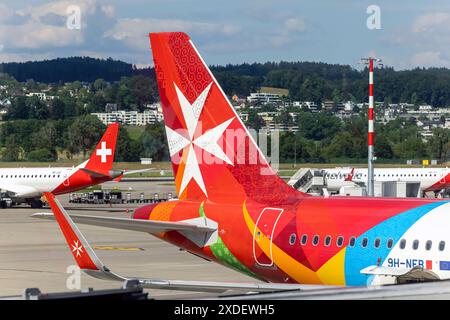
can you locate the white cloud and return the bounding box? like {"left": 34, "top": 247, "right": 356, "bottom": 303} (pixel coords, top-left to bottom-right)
{"left": 0, "top": 52, "right": 55, "bottom": 63}
{"left": 0, "top": 23, "right": 84, "bottom": 49}
{"left": 410, "top": 51, "right": 450, "bottom": 68}
{"left": 104, "top": 18, "right": 240, "bottom": 52}
{"left": 412, "top": 12, "right": 450, "bottom": 33}
{"left": 381, "top": 11, "right": 450, "bottom": 68}
{"left": 0, "top": 0, "right": 306, "bottom": 65}
{"left": 284, "top": 17, "right": 306, "bottom": 33}
{"left": 0, "top": 0, "right": 114, "bottom": 52}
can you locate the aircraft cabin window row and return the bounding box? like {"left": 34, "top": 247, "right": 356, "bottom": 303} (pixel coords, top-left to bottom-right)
{"left": 289, "top": 234, "right": 446, "bottom": 251}
{"left": 327, "top": 173, "right": 441, "bottom": 178}
{"left": 0, "top": 175, "right": 61, "bottom": 178}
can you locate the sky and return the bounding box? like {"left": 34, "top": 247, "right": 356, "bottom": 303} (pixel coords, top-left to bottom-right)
{"left": 1, "top": 0, "right": 450, "bottom": 70}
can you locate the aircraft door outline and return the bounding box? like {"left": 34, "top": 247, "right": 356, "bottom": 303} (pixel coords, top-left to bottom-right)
{"left": 253, "top": 207, "right": 284, "bottom": 267}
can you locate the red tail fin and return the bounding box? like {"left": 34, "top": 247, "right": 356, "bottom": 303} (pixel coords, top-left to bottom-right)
{"left": 84, "top": 123, "right": 119, "bottom": 175}
{"left": 149, "top": 32, "right": 304, "bottom": 204}
{"left": 345, "top": 168, "right": 355, "bottom": 182}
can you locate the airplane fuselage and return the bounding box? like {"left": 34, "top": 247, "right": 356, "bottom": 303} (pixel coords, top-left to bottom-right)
{"left": 0, "top": 165, "right": 112, "bottom": 201}
{"left": 134, "top": 195, "right": 450, "bottom": 286}
{"left": 324, "top": 167, "right": 450, "bottom": 193}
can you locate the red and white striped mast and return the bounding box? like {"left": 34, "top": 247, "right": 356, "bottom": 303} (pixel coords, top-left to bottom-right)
{"left": 361, "top": 57, "right": 382, "bottom": 197}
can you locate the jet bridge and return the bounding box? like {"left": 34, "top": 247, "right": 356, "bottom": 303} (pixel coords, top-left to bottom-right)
{"left": 288, "top": 169, "right": 325, "bottom": 195}
{"left": 289, "top": 168, "right": 422, "bottom": 197}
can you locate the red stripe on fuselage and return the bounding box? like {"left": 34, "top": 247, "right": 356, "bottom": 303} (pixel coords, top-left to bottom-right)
{"left": 51, "top": 169, "right": 111, "bottom": 195}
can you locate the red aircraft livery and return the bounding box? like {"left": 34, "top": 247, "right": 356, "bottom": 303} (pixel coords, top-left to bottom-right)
{"left": 36, "top": 32, "right": 450, "bottom": 292}
{"left": 0, "top": 124, "right": 124, "bottom": 208}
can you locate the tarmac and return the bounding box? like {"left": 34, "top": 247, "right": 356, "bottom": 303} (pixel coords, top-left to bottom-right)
{"left": 3, "top": 180, "right": 450, "bottom": 300}
{"left": 0, "top": 181, "right": 254, "bottom": 299}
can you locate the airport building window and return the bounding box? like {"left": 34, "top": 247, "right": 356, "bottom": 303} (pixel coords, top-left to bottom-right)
{"left": 439, "top": 241, "right": 446, "bottom": 251}
{"left": 289, "top": 234, "right": 296, "bottom": 245}
{"left": 361, "top": 237, "right": 368, "bottom": 248}
{"left": 426, "top": 240, "right": 432, "bottom": 251}
{"left": 337, "top": 236, "right": 344, "bottom": 247}
{"left": 412, "top": 240, "right": 419, "bottom": 250}
{"left": 301, "top": 234, "right": 308, "bottom": 245}
{"left": 324, "top": 236, "right": 331, "bottom": 247}
{"left": 349, "top": 237, "right": 356, "bottom": 247}
{"left": 312, "top": 235, "right": 319, "bottom": 246}
{"left": 400, "top": 239, "right": 406, "bottom": 249}
{"left": 387, "top": 238, "right": 394, "bottom": 249}
{"left": 374, "top": 238, "right": 381, "bottom": 248}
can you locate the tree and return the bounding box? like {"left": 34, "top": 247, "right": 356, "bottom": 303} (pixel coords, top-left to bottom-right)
{"left": 26, "top": 96, "right": 49, "bottom": 120}
{"left": 93, "top": 78, "right": 107, "bottom": 92}
{"left": 140, "top": 122, "right": 169, "bottom": 161}
{"left": 115, "top": 126, "right": 141, "bottom": 161}
{"left": 246, "top": 110, "right": 265, "bottom": 131}
{"left": 428, "top": 128, "right": 450, "bottom": 161}
{"left": 6, "top": 96, "right": 28, "bottom": 120}
{"left": 27, "top": 148, "right": 57, "bottom": 162}
{"left": 49, "top": 98, "right": 66, "bottom": 120}
{"left": 66, "top": 115, "right": 105, "bottom": 158}
{"left": 1, "top": 135, "right": 22, "bottom": 161}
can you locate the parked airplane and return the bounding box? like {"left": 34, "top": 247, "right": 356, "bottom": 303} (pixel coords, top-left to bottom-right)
{"left": 33, "top": 32, "right": 450, "bottom": 292}
{"left": 322, "top": 167, "right": 450, "bottom": 194}
{"left": 0, "top": 123, "right": 145, "bottom": 208}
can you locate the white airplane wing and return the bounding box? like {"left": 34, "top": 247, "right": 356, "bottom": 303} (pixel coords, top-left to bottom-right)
{"left": 0, "top": 183, "right": 39, "bottom": 197}
{"left": 123, "top": 168, "right": 154, "bottom": 175}
{"left": 35, "top": 192, "right": 314, "bottom": 293}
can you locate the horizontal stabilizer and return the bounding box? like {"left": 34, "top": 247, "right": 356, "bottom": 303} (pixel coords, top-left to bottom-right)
{"left": 123, "top": 168, "right": 154, "bottom": 175}
{"left": 360, "top": 265, "right": 412, "bottom": 276}
{"left": 32, "top": 212, "right": 216, "bottom": 234}
{"left": 80, "top": 168, "right": 109, "bottom": 178}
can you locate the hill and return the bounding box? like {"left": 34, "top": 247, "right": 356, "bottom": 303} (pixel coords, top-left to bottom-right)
{"left": 0, "top": 57, "right": 134, "bottom": 83}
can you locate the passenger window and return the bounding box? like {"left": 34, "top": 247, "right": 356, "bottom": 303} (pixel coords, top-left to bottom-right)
{"left": 324, "top": 236, "right": 331, "bottom": 247}
{"left": 312, "top": 235, "right": 319, "bottom": 246}
{"left": 387, "top": 238, "right": 394, "bottom": 249}
{"left": 349, "top": 237, "right": 356, "bottom": 247}
{"left": 361, "top": 237, "right": 368, "bottom": 248}
{"left": 289, "top": 234, "right": 296, "bottom": 245}
{"left": 439, "top": 241, "right": 446, "bottom": 251}
{"left": 426, "top": 240, "right": 432, "bottom": 251}
{"left": 301, "top": 234, "right": 308, "bottom": 245}
{"left": 400, "top": 239, "right": 406, "bottom": 249}
{"left": 374, "top": 238, "right": 381, "bottom": 248}
{"left": 412, "top": 240, "right": 419, "bottom": 250}
{"left": 337, "top": 236, "right": 344, "bottom": 247}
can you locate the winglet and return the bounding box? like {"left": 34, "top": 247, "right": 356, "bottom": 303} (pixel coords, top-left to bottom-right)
{"left": 44, "top": 192, "right": 102, "bottom": 270}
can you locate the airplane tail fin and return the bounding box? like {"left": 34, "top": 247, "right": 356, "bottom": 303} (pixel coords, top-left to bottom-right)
{"left": 345, "top": 168, "right": 355, "bottom": 182}
{"left": 84, "top": 123, "right": 119, "bottom": 175}
{"left": 149, "top": 32, "right": 304, "bottom": 203}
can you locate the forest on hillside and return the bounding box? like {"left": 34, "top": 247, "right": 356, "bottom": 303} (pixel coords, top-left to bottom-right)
{"left": 3, "top": 57, "right": 450, "bottom": 106}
